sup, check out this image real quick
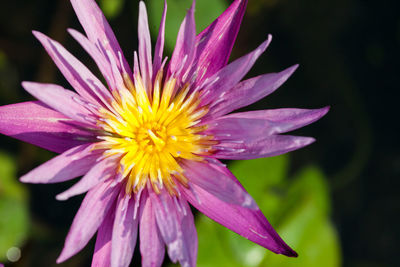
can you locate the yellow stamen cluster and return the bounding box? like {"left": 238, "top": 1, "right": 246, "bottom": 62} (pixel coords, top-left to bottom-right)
{"left": 95, "top": 70, "right": 216, "bottom": 195}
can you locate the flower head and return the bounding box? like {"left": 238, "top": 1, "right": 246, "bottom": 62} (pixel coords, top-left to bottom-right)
{"left": 0, "top": 0, "right": 328, "bottom": 266}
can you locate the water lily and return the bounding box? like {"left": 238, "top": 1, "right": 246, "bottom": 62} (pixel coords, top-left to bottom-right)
{"left": 0, "top": 0, "right": 328, "bottom": 266}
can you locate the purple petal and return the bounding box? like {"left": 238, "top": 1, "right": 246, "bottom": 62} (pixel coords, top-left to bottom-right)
{"left": 180, "top": 183, "right": 298, "bottom": 257}
{"left": 20, "top": 143, "right": 102, "bottom": 184}
{"left": 207, "top": 107, "right": 329, "bottom": 140}
{"left": 111, "top": 192, "right": 139, "bottom": 267}
{"left": 56, "top": 156, "right": 118, "bottom": 200}
{"left": 22, "top": 82, "right": 98, "bottom": 126}
{"left": 68, "top": 28, "right": 115, "bottom": 90}
{"left": 191, "top": 0, "right": 247, "bottom": 85}
{"left": 92, "top": 210, "right": 115, "bottom": 267}
{"left": 153, "top": 0, "right": 167, "bottom": 76}
{"left": 0, "top": 101, "right": 91, "bottom": 153}
{"left": 181, "top": 159, "right": 256, "bottom": 208}
{"left": 150, "top": 190, "right": 197, "bottom": 267}
{"left": 168, "top": 198, "right": 197, "bottom": 267}
{"left": 139, "top": 193, "right": 165, "bottom": 267}
{"left": 214, "top": 135, "right": 315, "bottom": 160}
{"left": 70, "top": 0, "right": 132, "bottom": 77}
{"left": 199, "top": 36, "right": 272, "bottom": 106}
{"left": 150, "top": 189, "right": 177, "bottom": 244}
{"left": 207, "top": 65, "right": 299, "bottom": 118}
{"left": 168, "top": 1, "right": 196, "bottom": 83}
{"left": 138, "top": 1, "right": 153, "bottom": 92}
{"left": 33, "top": 31, "right": 112, "bottom": 106}
{"left": 57, "top": 180, "right": 120, "bottom": 263}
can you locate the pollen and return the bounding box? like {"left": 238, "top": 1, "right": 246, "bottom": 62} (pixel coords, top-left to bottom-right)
{"left": 94, "top": 69, "right": 216, "bottom": 195}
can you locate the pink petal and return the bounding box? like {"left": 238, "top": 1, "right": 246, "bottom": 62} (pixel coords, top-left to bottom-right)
{"left": 191, "top": 0, "right": 247, "bottom": 86}
{"left": 168, "top": 0, "right": 196, "bottom": 84}
{"left": 139, "top": 193, "right": 165, "bottom": 267}
{"left": 207, "top": 107, "right": 329, "bottom": 140}
{"left": 149, "top": 189, "right": 177, "bottom": 244}
{"left": 68, "top": 28, "right": 115, "bottom": 90}
{"left": 199, "top": 36, "right": 272, "bottom": 106}
{"left": 168, "top": 198, "right": 197, "bottom": 267}
{"left": 214, "top": 135, "right": 316, "bottom": 160}
{"left": 33, "top": 31, "right": 112, "bottom": 106}
{"left": 150, "top": 190, "right": 197, "bottom": 267}
{"left": 138, "top": 1, "right": 153, "bottom": 92}
{"left": 181, "top": 159, "right": 256, "bottom": 208}
{"left": 20, "top": 143, "right": 101, "bottom": 184}
{"left": 92, "top": 210, "right": 115, "bottom": 267}
{"left": 111, "top": 192, "right": 139, "bottom": 267}
{"left": 56, "top": 156, "right": 119, "bottom": 200}
{"left": 21, "top": 81, "right": 98, "bottom": 126}
{"left": 207, "top": 65, "right": 299, "bottom": 119}
{"left": 0, "top": 101, "right": 91, "bottom": 153}
{"left": 180, "top": 183, "right": 298, "bottom": 257}
{"left": 153, "top": 0, "right": 167, "bottom": 76}
{"left": 57, "top": 180, "right": 120, "bottom": 263}
{"left": 70, "top": 0, "right": 132, "bottom": 77}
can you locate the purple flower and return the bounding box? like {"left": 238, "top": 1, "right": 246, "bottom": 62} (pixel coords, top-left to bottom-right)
{"left": 0, "top": 0, "right": 328, "bottom": 266}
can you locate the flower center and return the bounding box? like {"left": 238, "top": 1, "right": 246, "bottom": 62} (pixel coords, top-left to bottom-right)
{"left": 94, "top": 71, "right": 215, "bottom": 195}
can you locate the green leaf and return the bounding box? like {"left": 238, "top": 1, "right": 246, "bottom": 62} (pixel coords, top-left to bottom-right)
{"left": 100, "top": 0, "right": 125, "bottom": 19}
{"left": 195, "top": 164, "right": 341, "bottom": 267}
{"left": 230, "top": 155, "right": 289, "bottom": 223}
{"left": 0, "top": 151, "right": 30, "bottom": 261}
{"left": 279, "top": 165, "right": 331, "bottom": 219}
{"left": 261, "top": 200, "right": 341, "bottom": 267}
{"left": 197, "top": 215, "right": 241, "bottom": 267}
{"left": 197, "top": 156, "right": 290, "bottom": 267}
{"left": 147, "top": 0, "right": 228, "bottom": 51}
{"left": 261, "top": 166, "right": 341, "bottom": 267}
{"left": 230, "top": 155, "right": 289, "bottom": 192}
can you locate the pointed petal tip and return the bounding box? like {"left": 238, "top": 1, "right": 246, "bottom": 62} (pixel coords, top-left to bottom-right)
{"left": 253, "top": 35, "right": 273, "bottom": 58}
{"left": 21, "top": 81, "right": 33, "bottom": 88}
{"left": 19, "top": 175, "right": 31, "bottom": 183}
{"left": 289, "top": 250, "right": 299, "bottom": 258}
{"left": 21, "top": 81, "right": 41, "bottom": 95}
{"left": 31, "top": 30, "right": 40, "bottom": 36}
{"left": 303, "top": 106, "right": 330, "bottom": 125}
{"left": 280, "top": 246, "right": 298, "bottom": 257}
{"left": 261, "top": 35, "right": 273, "bottom": 51}
{"left": 303, "top": 136, "right": 316, "bottom": 146}
{"left": 277, "top": 64, "right": 299, "bottom": 84}
{"left": 55, "top": 193, "right": 69, "bottom": 201}
{"left": 288, "top": 63, "right": 299, "bottom": 74}
{"left": 19, "top": 172, "right": 45, "bottom": 184}
{"left": 66, "top": 28, "right": 77, "bottom": 35}
{"left": 321, "top": 105, "right": 331, "bottom": 115}
{"left": 32, "top": 30, "right": 47, "bottom": 41}
{"left": 56, "top": 251, "right": 68, "bottom": 264}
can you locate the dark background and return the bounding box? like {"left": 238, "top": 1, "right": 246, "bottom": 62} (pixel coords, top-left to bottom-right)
{"left": 0, "top": 0, "right": 399, "bottom": 266}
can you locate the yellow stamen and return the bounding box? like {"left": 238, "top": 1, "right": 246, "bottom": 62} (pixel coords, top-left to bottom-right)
{"left": 96, "top": 73, "right": 215, "bottom": 194}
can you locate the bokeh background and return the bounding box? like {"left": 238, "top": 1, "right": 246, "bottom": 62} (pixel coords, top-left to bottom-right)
{"left": 0, "top": 0, "right": 398, "bottom": 266}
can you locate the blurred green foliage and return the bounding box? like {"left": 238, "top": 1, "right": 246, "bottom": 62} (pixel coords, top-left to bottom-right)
{"left": 0, "top": 151, "right": 29, "bottom": 262}
{"left": 147, "top": 0, "right": 227, "bottom": 50}
{"left": 100, "top": 0, "right": 125, "bottom": 19}
{"left": 195, "top": 156, "right": 341, "bottom": 267}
